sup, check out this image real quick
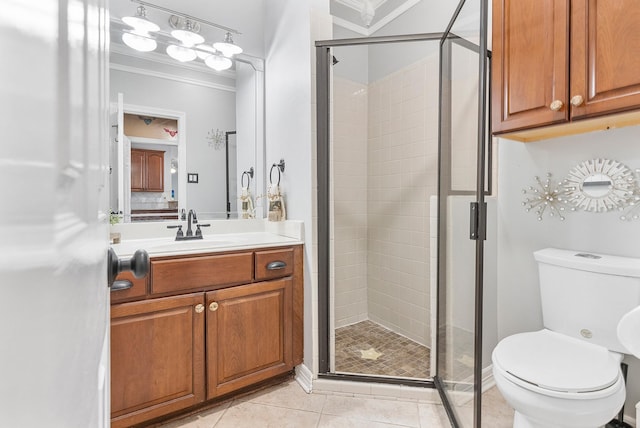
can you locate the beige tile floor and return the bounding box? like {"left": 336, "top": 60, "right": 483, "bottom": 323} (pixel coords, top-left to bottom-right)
{"left": 157, "top": 379, "right": 514, "bottom": 428}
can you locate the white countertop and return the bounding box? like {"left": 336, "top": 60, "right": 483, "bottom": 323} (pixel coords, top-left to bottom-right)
{"left": 110, "top": 220, "right": 304, "bottom": 258}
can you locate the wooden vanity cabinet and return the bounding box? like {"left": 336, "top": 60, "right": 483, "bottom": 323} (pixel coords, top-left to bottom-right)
{"left": 110, "top": 245, "right": 303, "bottom": 427}
{"left": 206, "top": 278, "right": 293, "bottom": 399}
{"left": 110, "top": 293, "right": 205, "bottom": 428}
{"left": 131, "top": 148, "right": 164, "bottom": 192}
{"left": 492, "top": 0, "right": 640, "bottom": 138}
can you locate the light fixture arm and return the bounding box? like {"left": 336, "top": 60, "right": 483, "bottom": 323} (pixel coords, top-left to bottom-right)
{"left": 130, "top": 0, "right": 241, "bottom": 35}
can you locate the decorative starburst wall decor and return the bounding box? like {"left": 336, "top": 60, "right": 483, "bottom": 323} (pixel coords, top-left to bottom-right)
{"left": 522, "top": 174, "right": 573, "bottom": 221}
{"left": 620, "top": 168, "right": 640, "bottom": 221}
{"left": 523, "top": 160, "right": 640, "bottom": 222}
{"left": 207, "top": 128, "right": 225, "bottom": 150}
{"left": 562, "top": 158, "right": 635, "bottom": 213}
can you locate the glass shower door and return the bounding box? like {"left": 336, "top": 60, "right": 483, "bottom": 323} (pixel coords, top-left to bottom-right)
{"left": 435, "top": 0, "right": 490, "bottom": 427}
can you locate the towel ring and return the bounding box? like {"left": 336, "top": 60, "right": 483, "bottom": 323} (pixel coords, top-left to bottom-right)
{"left": 241, "top": 172, "right": 251, "bottom": 188}
{"left": 270, "top": 164, "right": 281, "bottom": 186}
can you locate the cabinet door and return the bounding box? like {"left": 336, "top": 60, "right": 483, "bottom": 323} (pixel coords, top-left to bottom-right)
{"left": 145, "top": 150, "right": 165, "bottom": 192}
{"left": 570, "top": 0, "right": 640, "bottom": 120}
{"left": 111, "top": 293, "right": 205, "bottom": 428}
{"left": 492, "top": 0, "right": 569, "bottom": 133}
{"left": 130, "top": 149, "right": 145, "bottom": 192}
{"left": 206, "top": 279, "right": 293, "bottom": 399}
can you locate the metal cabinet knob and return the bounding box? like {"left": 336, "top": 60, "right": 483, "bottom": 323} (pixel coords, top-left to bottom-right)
{"left": 570, "top": 95, "right": 584, "bottom": 107}
{"left": 549, "top": 100, "right": 564, "bottom": 111}
{"left": 209, "top": 302, "right": 219, "bottom": 312}
{"left": 195, "top": 304, "right": 205, "bottom": 313}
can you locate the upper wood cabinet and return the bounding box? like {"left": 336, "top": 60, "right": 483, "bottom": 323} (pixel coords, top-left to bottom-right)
{"left": 492, "top": 0, "right": 640, "bottom": 138}
{"left": 131, "top": 148, "right": 164, "bottom": 192}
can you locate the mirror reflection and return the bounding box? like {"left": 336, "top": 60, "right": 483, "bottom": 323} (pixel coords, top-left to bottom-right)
{"left": 108, "top": 0, "right": 264, "bottom": 222}
{"left": 582, "top": 173, "right": 612, "bottom": 198}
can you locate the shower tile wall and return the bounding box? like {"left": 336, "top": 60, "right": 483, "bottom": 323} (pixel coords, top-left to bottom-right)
{"left": 333, "top": 77, "right": 369, "bottom": 329}
{"left": 366, "top": 55, "right": 439, "bottom": 346}
{"left": 333, "top": 54, "right": 439, "bottom": 347}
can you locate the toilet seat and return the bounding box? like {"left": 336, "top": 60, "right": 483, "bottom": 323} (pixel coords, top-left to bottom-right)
{"left": 493, "top": 330, "right": 622, "bottom": 398}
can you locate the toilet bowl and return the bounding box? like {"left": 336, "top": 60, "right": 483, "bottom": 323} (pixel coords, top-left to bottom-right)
{"left": 492, "top": 329, "right": 625, "bottom": 428}
{"left": 492, "top": 249, "right": 640, "bottom": 428}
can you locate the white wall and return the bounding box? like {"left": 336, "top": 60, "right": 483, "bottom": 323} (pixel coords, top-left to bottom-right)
{"left": 497, "top": 125, "right": 640, "bottom": 417}
{"left": 264, "top": 0, "right": 332, "bottom": 374}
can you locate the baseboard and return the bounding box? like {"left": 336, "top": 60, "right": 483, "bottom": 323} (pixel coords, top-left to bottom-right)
{"left": 482, "top": 365, "right": 496, "bottom": 392}
{"left": 295, "top": 363, "right": 313, "bottom": 393}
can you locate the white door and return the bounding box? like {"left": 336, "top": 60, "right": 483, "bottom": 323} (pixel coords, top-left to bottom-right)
{"left": 0, "top": 1, "right": 111, "bottom": 427}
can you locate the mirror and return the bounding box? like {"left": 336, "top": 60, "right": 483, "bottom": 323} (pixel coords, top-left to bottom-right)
{"left": 581, "top": 173, "right": 612, "bottom": 198}
{"left": 108, "top": 0, "right": 264, "bottom": 222}
{"left": 563, "top": 158, "right": 636, "bottom": 212}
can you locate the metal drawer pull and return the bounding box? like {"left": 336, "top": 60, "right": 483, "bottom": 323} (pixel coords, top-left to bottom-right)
{"left": 266, "top": 261, "right": 287, "bottom": 270}
{"left": 209, "top": 302, "right": 219, "bottom": 312}
{"left": 111, "top": 280, "right": 133, "bottom": 292}
{"left": 195, "top": 304, "right": 205, "bottom": 313}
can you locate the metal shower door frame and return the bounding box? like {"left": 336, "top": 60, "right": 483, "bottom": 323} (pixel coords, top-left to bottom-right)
{"left": 316, "top": 33, "right": 445, "bottom": 389}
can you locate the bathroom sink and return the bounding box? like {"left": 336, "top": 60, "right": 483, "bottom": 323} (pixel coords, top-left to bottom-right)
{"left": 112, "top": 235, "right": 247, "bottom": 256}
{"left": 146, "top": 237, "right": 241, "bottom": 253}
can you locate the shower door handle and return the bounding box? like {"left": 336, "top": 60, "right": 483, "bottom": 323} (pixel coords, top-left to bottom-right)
{"left": 469, "top": 202, "right": 487, "bottom": 241}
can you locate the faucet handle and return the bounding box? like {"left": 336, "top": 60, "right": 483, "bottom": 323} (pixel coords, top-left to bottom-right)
{"left": 195, "top": 223, "right": 210, "bottom": 237}
{"left": 167, "top": 224, "right": 183, "bottom": 238}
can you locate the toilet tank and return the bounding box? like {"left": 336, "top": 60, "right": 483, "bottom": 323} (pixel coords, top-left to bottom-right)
{"left": 534, "top": 248, "right": 640, "bottom": 353}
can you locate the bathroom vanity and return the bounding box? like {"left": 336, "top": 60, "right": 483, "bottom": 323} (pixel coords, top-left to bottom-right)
{"left": 109, "top": 223, "right": 303, "bottom": 427}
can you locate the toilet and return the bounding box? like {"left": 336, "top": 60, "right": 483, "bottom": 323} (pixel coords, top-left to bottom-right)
{"left": 492, "top": 248, "right": 640, "bottom": 428}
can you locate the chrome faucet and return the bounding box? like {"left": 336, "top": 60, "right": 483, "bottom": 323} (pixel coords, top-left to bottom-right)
{"left": 186, "top": 209, "right": 197, "bottom": 237}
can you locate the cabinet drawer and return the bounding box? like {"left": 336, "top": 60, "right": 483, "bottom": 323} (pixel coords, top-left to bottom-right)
{"left": 255, "top": 248, "right": 294, "bottom": 281}
{"left": 110, "top": 271, "right": 147, "bottom": 304}
{"left": 151, "top": 253, "right": 253, "bottom": 295}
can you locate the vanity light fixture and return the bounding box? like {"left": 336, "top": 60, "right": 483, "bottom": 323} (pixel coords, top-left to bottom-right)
{"left": 120, "top": 1, "right": 243, "bottom": 72}
{"left": 122, "top": 5, "right": 160, "bottom": 32}
{"left": 169, "top": 19, "right": 204, "bottom": 47}
{"left": 195, "top": 44, "right": 217, "bottom": 60}
{"left": 213, "top": 32, "right": 243, "bottom": 57}
{"left": 122, "top": 30, "right": 157, "bottom": 52}
{"left": 205, "top": 53, "right": 233, "bottom": 71}
{"left": 166, "top": 44, "right": 197, "bottom": 62}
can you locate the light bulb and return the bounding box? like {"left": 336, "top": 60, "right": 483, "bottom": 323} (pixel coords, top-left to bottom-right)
{"left": 171, "top": 20, "right": 204, "bottom": 47}
{"left": 195, "top": 44, "right": 217, "bottom": 60}
{"left": 122, "top": 30, "right": 157, "bottom": 52}
{"left": 166, "top": 44, "right": 197, "bottom": 62}
{"left": 213, "top": 32, "right": 242, "bottom": 57}
{"left": 205, "top": 54, "right": 232, "bottom": 71}
{"left": 122, "top": 6, "right": 160, "bottom": 33}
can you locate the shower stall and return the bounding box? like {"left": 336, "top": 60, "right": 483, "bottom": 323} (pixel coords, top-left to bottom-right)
{"left": 316, "top": 0, "right": 490, "bottom": 426}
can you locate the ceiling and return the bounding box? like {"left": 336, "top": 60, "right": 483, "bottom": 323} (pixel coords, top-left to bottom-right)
{"left": 330, "top": 0, "right": 421, "bottom": 35}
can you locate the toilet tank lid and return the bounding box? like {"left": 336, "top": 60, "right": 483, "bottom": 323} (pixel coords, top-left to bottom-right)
{"left": 534, "top": 248, "right": 640, "bottom": 278}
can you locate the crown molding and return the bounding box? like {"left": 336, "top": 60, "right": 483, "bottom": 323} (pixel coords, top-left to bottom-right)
{"left": 332, "top": 0, "right": 420, "bottom": 36}
{"left": 109, "top": 63, "right": 236, "bottom": 92}
{"left": 334, "top": 0, "right": 387, "bottom": 12}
